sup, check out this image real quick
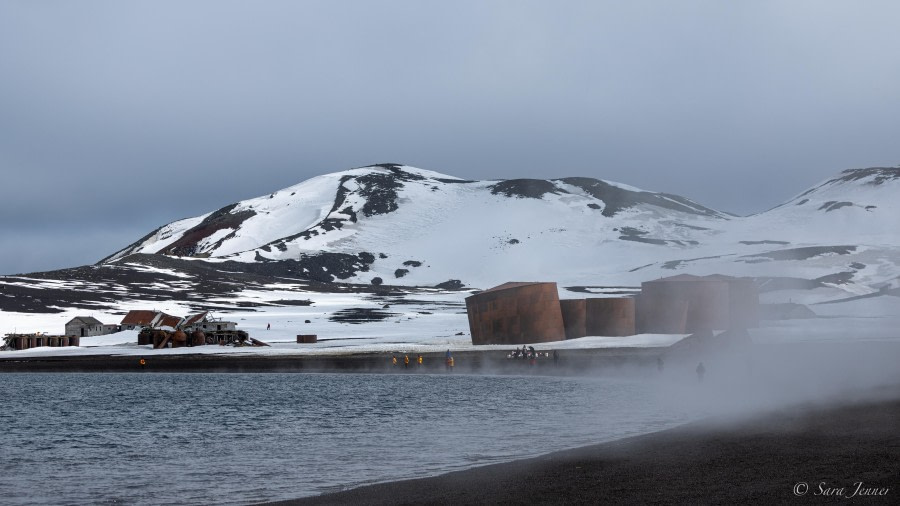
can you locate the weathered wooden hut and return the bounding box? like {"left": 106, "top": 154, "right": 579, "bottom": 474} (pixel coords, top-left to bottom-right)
{"left": 65, "top": 316, "right": 118, "bottom": 337}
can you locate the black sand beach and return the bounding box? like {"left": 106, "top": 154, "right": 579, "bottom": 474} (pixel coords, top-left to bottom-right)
{"left": 270, "top": 395, "right": 899, "bottom": 505}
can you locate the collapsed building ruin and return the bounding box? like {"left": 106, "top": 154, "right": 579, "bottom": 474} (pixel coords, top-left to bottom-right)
{"left": 466, "top": 274, "right": 758, "bottom": 345}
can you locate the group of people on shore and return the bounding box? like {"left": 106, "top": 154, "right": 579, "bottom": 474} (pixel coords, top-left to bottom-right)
{"left": 507, "top": 345, "right": 558, "bottom": 366}
{"left": 390, "top": 350, "right": 456, "bottom": 371}
{"left": 391, "top": 354, "right": 424, "bottom": 368}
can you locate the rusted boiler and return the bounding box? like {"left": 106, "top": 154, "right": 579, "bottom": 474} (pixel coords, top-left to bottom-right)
{"left": 585, "top": 298, "right": 635, "bottom": 336}
{"left": 465, "top": 282, "right": 566, "bottom": 345}
{"left": 171, "top": 330, "right": 188, "bottom": 348}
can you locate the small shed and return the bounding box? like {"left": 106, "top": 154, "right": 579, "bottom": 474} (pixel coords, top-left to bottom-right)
{"left": 65, "top": 316, "right": 117, "bottom": 337}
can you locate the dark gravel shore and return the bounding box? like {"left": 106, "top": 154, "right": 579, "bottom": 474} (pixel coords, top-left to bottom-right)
{"left": 269, "top": 396, "right": 900, "bottom": 505}
{"left": 0, "top": 347, "right": 661, "bottom": 374}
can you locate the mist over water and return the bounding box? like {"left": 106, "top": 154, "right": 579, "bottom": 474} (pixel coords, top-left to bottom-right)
{"left": 0, "top": 373, "right": 693, "bottom": 505}
{"left": 3, "top": 333, "right": 898, "bottom": 505}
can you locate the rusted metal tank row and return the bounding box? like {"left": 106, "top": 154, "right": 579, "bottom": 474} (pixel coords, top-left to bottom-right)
{"left": 466, "top": 275, "right": 758, "bottom": 345}
{"left": 5, "top": 334, "right": 80, "bottom": 351}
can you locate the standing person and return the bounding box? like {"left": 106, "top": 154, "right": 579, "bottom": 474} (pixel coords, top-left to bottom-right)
{"left": 417, "top": 355, "right": 423, "bottom": 366}
{"left": 404, "top": 354, "right": 409, "bottom": 368}
{"left": 392, "top": 355, "right": 397, "bottom": 367}
{"left": 696, "top": 362, "right": 705, "bottom": 382}
{"left": 267, "top": 323, "right": 270, "bottom": 330}
{"left": 449, "top": 355, "right": 455, "bottom": 371}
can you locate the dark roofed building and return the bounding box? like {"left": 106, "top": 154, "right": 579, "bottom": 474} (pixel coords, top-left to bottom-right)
{"left": 121, "top": 310, "right": 158, "bottom": 329}
{"left": 121, "top": 310, "right": 181, "bottom": 330}
{"left": 179, "top": 311, "right": 209, "bottom": 329}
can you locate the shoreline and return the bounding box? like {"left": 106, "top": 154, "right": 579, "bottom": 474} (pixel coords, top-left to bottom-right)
{"left": 0, "top": 347, "right": 663, "bottom": 374}
{"left": 267, "top": 395, "right": 900, "bottom": 505}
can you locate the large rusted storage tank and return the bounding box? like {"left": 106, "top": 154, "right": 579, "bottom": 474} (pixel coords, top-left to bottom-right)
{"left": 191, "top": 330, "right": 206, "bottom": 346}
{"left": 637, "top": 274, "right": 758, "bottom": 333}
{"left": 559, "top": 299, "right": 586, "bottom": 339}
{"left": 465, "top": 282, "right": 566, "bottom": 345}
{"left": 586, "top": 298, "right": 635, "bottom": 336}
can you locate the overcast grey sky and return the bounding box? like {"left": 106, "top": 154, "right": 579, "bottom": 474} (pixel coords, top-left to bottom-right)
{"left": 1, "top": 0, "right": 899, "bottom": 275}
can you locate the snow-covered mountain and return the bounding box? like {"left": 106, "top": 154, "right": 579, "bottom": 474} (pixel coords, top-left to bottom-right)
{"left": 2, "top": 164, "right": 899, "bottom": 330}
{"left": 100, "top": 163, "right": 735, "bottom": 287}
{"left": 97, "top": 164, "right": 900, "bottom": 292}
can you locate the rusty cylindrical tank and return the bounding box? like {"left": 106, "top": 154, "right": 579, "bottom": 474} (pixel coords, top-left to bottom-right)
{"left": 191, "top": 330, "right": 206, "bottom": 346}
{"left": 465, "top": 282, "right": 566, "bottom": 345}
{"left": 171, "top": 330, "right": 187, "bottom": 348}
{"left": 585, "top": 298, "right": 636, "bottom": 336}
{"left": 138, "top": 329, "right": 153, "bottom": 346}
{"left": 559, "top": 299, "right": 586, "bottom": 339}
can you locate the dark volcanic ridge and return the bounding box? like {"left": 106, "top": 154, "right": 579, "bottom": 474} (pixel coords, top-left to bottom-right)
{"left": 0, "top": 254, "right": 456, "bottom": 314}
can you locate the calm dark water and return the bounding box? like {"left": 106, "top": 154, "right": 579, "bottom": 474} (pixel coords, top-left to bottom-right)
{"left": 0, "top": 373, "right": 692, "bottom": 505}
